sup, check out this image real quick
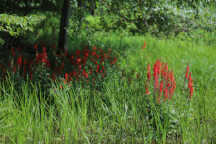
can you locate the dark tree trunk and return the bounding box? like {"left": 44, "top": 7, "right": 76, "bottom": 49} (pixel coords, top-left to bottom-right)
{"left": 90, "top": 0, "right": 96, "bottom": 15}
{"left": 58, "top": 0, "right": 70, "bottom": 54}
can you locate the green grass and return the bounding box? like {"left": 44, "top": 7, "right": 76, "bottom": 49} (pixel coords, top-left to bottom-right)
{"left": 0, "top": 30, "right": 216, "bottom": 143}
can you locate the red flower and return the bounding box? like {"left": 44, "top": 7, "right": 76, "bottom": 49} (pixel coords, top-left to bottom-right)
{"left": 190, "top": 86, "right": 194, "bottom": 99}
{"left": 154, "top": 74, "right": 159, "bottom": 89}
{"left": 153, "top": 62, "right": 158, "bottom": 80}
{"left": 75, "top": 50, "right": 80, "bottom": 56}
{"left": 92, "top": 46, "right": 97, "bottom": 51}
{"left": 163, "top": 87, "right": 168, "bottom": 100}
{"left": 17, "top": 56, "right": 22, "bottom": 67}
{"left": 159, "top": 80, "right": 164, "bottom": 96}
{"left": 110, "top": 57, "right": 117, "bottom": 65}
{"left": 76, "top": 58, "right": 81, "bottom": 64}
{"left": 65, "top": 73, "right": 69, "bottom": 83}
{"left": 142, "top": 41, "right": 146, "bottom": 49}
{"left": 91, "top": 51, "right": 97, "bottom": 56}
{"left": 162, "top": 63, "right": 168, "bottom": 80}
{"left": 96, "top": 65, "right": 100, "bottom": 73}
{"left": 82, "top": 70, "right": 88, "bottom": 78}
{"left": 145, "top": 85, "right": 150, "bottom": 95}
{"left": 147, "top": 64, "right": 151, "bottom": 81}
{"left": 188, "top": 72, "right": 193, "bottom": 89}
{"left": 34, "top": 44, "right": 38, "bottom": 51}
{"left": 185, "top": 65, "right": 190, "bottom": 79}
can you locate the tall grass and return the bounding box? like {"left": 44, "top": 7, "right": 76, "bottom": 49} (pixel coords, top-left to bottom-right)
{"left": 0, "top": 30, "right": 216, "bottom": 143}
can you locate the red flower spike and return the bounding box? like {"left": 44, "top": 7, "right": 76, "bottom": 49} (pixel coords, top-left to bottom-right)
{"left": 156, "top": 60, "right": 161, "bottom": 75}
{"left": 42, "top": 47, "right": 47, "bottom": 53}
{"left": 188, "top": 72, "right": 193, "bottom": 89}
{"left": 30, "top": 71, "right": 33, "bottom": 80}
{"left": 17, "top": 56, "right": 22, "bottom": 67}
{"left": 163, "top": 87, "right": 168, "bottom": 100}
{"left": 169, "top": 87, "right": 174, "bottom": 99}
{"left": 145, "top": 85, "right": 150, "bottom": 95}
{"left": 185, "top": 65, "right": 190, "bottom": 79}
{"left": 153, "top": 60, "right": 161, "bottom": 80}
{"left": 110, "top": 57, "right": 117, "bottom": 65}
{"left": 82, "top": 70, "right": 88, "bottom": 78}
{"left": 96, "top": 65, "right": 100, "bottom": 73}
{"left": 91, "top": 51, "right": 97, "bottom": 56}
{"left": 92, "top": 46, "right": 97, "bottom": 51}
{"left": 76, "top": 58, "right": 81, "bottom": 64}
{"left": 24, "top": 59, "right": 28, "bottom": 65}
{"left": 159, "top": 80, "right": 164, "bottom": 96}
{"left": 65, "top": 73, "right": 69, "bottom": 82}
{"left": 75, "top": 50, "right": 80, "bottom": 56}
{"left": 142, "top": 41, "right": 146, "bottom": 49}
{"left": 34, "top": 44, "right": 38, "bottom": 51}
{"left": 154, "top": 74, "right": 159, "bottom": 89}
{"left": 190, "top": 86, "right": 194, "bottom": 99}
{"left": 162, "top": 63, "right": 168, "bottom": 80}
{"left": 147, "top": 64, "right": 151, "bottom": 81}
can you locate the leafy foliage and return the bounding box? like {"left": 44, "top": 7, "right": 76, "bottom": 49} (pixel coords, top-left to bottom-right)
{"left": 0, "top": 13, "right": 46, "bottom": 37}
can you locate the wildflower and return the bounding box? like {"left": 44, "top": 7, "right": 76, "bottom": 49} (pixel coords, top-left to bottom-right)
{"left": 17, "top": 56, "right": 22, "bottom": 67}
{"left": 82, "top": 70, "right": 88, "bottom": 78}
{"left": 159, "top": 80, "right": 164, "bottom": 96}
{"left": 142, "top": 41, "right": 146, "bottom": 49}
{"left": 153, "top": 60, "right": 161, "bottom": 76}
{"left": 96, "top": 65, "right": 100, "bottom": 73}
{"left": 91, "top": 51, "right": 97, "bottom": 56}
{"left": 163, "top": 87, "right": 168, "bottom": 100}
{"left": 154, "top": 74, "right": 159, "bottom": 89}
{"left": 185, "top": 65, "right": 190, "bottom": 79}
{"left": 75, "top": 50, "right": 81, "bottom": 56}
{"left": 110, "top": 57, "right": 117, "bottom": 65}
{"left": 147, "top": 64, "right": 151, "bottom": 81}
{"left": 145, "top": 85, "right": 150, "bottom": 95}
{"left": 188, "top": 72, "right": 194, "bottom": 99}
{"left": 157, "top": 80, "right": 164, "bottom": 103}
{"left": 188, "top": 72, "right": 193, "bottom": 89}
{"left": 92, "top": 46, "right": 97, "bottom": 51}
{"left": 34, "top": 44, "right": 38, "bottom": 51}
{"left": 162, "top": 63, "right": 168, "bottom": 80}
{"left": 65, "top": 73, "right": 69, "bottom": 82}
{"left": 76, "top": 57, "right": 81, "bottom": 64}
{"left": 189, "top": 86, "right": 194, "bottom": 99}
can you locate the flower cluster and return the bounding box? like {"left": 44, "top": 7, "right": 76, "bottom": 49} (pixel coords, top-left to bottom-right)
{"left": 145, "top": 60, "right": 176, "bottom": 103}
{"left": 2, "top": 44, "right": 117, "bottom": 84}
{"left": 185, "top": 65, "right": 194, "bottom": 99}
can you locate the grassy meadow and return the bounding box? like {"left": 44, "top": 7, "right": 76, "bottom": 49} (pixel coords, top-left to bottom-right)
{"left": 0, "top": 30, "right": 216, "bottom": 144}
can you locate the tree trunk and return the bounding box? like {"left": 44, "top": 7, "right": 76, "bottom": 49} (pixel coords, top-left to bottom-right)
{"left": 58, "top": 0, "right": 70, "bottom": 54}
